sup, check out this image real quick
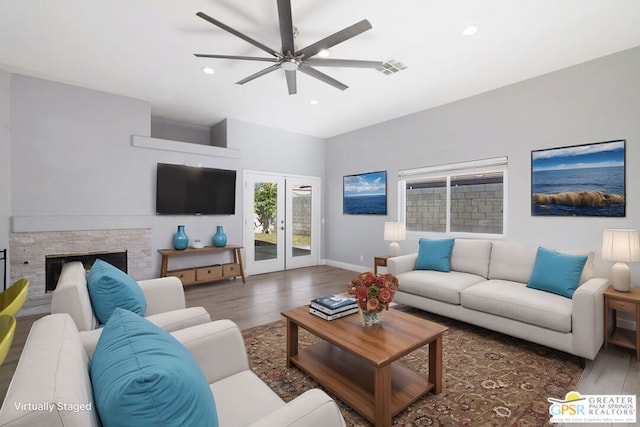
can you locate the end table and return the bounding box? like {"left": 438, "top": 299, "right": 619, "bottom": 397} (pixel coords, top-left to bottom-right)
{"left": 604, "top": 286, "right": 640, "bottom": 360}
{"left": 374, "top": 255, "right": 390, "bottom": 274}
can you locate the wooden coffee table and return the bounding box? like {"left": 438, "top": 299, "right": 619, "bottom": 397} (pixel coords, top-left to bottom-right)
{"left": 281, "top": 306, "right": 447, "bottom": 427}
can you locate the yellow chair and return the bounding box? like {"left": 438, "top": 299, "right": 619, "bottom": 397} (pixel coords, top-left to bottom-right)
{"left": 0, "top": 314, "right": 16, "bottom": 365}
{"left": 0, "top": 279, "right": 29, "bottom": 317}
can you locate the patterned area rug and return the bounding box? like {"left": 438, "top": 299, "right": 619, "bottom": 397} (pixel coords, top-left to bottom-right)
{"left": 242, "top": 307, "right": 582, "bottom": 426}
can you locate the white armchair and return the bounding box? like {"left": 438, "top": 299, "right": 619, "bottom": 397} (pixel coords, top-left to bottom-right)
{"left": 0, "top": 314, "right": 346, "bottom": 427}
{"left": 51, "top": 261, "right": 211, "bottom": 356}
{"left": 172, "top": 320, "right": 346, "bottom": 427}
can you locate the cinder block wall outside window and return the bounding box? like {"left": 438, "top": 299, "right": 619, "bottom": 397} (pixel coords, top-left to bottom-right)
{"left": 406, "top": 182, "right": 503, "bottom": 234}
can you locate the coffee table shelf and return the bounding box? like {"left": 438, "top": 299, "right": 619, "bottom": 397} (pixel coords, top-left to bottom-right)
{"left": 291, "top": 340, "right": 433, "bottom": 421}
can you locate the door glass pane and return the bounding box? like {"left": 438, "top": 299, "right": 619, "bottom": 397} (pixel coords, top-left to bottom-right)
{"left": 291, "top": 184, "right": 312, "bottom": 258}
{"left": 254, "top": 182, "right": 278, "bottom": 261}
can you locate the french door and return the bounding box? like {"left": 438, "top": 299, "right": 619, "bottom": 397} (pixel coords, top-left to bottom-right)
{"left": 243, "top": 171, "right": 320, "bottom": 275}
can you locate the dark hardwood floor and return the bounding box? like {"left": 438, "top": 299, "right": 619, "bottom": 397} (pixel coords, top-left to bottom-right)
{"left": 1, "top": 264, "right": 638, "bottom": 424}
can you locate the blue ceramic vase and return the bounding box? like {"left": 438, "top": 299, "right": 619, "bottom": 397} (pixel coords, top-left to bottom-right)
{"left": 173, "top": 225, "right": 189, "bottom": 250}
{"left": 213, "top": 225, "right": 227, "bottom": 247}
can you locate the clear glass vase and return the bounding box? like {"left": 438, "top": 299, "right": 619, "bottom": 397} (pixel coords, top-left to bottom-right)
{"left": 359, "top": 308, "right": 384, "bottom": 327}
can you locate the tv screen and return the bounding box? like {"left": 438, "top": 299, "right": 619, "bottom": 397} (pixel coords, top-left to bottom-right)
{"left": 156, "top": 163, "right": 236, "bottom": 215}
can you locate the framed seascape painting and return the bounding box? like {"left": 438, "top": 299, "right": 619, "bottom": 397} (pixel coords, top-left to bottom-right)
{"left": 343, "top": 170, "right": 387, "bottom": 215}
{"left": 531, "top": 139, "right": 625, "bottom": 217}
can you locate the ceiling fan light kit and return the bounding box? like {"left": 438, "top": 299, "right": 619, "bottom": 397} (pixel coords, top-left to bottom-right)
{"left": 193, "top": 0, "right": 384, "bottom": 95}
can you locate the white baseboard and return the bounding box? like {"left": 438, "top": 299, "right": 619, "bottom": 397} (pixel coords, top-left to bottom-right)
{"left": 323, "top": 259, "right": 368, "bottom": 273}
{"left": 618, "top": 317, "right": 637, "bottom": 331}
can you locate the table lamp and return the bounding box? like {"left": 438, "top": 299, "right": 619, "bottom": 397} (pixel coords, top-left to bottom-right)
{"left": 384, "top": 222, "right": 406, "bottom": 257}
{"left": 602, "top": 228, "right": 640, "bottom": 292}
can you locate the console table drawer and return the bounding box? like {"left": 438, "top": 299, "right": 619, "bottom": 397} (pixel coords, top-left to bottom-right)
{"left": 223, "top": 263, "right": 241, "bottom": 276}
{"left": 196, "top": 265, "right": 223, "bottom": 282}
{"left": 609, "top": 299, "right": 637, "bottom": 314}
{"left": 167, "top": 268, "right": 196, "bottom": 284}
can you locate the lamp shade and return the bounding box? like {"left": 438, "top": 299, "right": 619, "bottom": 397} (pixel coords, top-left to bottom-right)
{"left": 602, "top": 229, "right": 640, "bottom": 263}
{"left": 384, "top": 222, "right": 406, "bottom": 241}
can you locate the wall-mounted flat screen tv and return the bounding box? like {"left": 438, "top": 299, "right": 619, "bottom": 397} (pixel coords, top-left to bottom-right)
{"left": 156, "top": 163, "right": 236, "bottom": 215}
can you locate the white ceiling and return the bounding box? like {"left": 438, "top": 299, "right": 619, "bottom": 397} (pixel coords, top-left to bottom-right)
{"left": 1, "top": 0, "right": 640, "bottom": 139}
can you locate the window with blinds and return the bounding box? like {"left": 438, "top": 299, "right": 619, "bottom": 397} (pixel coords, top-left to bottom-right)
{"left": 399, "top": 157, "right": 507, "bottom": 236}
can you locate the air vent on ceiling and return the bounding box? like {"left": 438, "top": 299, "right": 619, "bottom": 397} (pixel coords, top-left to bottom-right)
{"left": 377, "top": 59, "right": 407, "bottom": 75}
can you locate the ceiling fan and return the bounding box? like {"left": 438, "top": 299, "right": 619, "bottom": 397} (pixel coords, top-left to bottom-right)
{"left": 194, "top": 0, "right": 383, "bottom": 95}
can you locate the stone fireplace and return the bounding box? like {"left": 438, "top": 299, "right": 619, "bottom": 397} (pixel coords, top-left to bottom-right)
{"left": 9, "top": 228, "right": 152, "bottom": 315}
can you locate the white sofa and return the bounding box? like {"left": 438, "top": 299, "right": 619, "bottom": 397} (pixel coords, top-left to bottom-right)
{"left": 51, "top": 261, "right": 211, "bottom": 355}
{"left": 0, "top": 313, "right": 346, "bottom": 426}
{"left": 387, "top": 239, "right": 610, "bottom": 361}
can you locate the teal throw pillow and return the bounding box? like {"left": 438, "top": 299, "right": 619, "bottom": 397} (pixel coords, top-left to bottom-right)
{"left": 527, "top": 247, "right": 587, "bottom": 298}
{"left": 415, "top": 238, "right": 455, "bottom": 272}
{"left": 87, "top": 259, "right": 146, "bottom": 324}
{"left": 90, "top": 308, "right": 218, "bottom": 427}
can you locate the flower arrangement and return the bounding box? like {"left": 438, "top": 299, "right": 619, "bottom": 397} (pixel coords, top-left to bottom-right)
{"left": 347, "top": 272, "right": 399, "bottom": 316}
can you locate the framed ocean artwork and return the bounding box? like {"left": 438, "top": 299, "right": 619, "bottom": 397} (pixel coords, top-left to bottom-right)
{"left": 531, "top": 139, "right": 625, "bottom": 217}
{"left": 343, "top": 170, "right": 387, "bottom": 215}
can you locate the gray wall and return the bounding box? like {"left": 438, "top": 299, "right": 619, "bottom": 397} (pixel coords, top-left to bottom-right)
{"left": 10, "top": 75, "right": 152, "bottom": 217}
{"left": 0, "top": 70, "right": 10, "bottom": 284}
{"left": 4, "top": 74, "right": 325, "bottom": 284}
{"left": 151, "top": 117, "right": 212, "bottom": 146}
{"left": 325, "top": 46, "right": 640, "bottom": 280}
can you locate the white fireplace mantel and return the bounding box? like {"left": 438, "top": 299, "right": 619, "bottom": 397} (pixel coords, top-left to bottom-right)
{"left": 10, "top": 215, "right": 152, "bottom": 233}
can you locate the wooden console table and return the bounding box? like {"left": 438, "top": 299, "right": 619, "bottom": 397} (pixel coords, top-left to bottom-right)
{"left": 158, "top": 246, "right": 246, "bottom": 286}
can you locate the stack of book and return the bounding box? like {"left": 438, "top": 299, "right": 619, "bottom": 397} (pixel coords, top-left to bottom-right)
{"left": 309, "top": 294, "right": 358, "bottom": 320}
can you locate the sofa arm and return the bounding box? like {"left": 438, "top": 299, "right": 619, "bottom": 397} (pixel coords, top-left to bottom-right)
{"left": 79, "top": 308, "right": 211, "bottom": 359}
{"left": 247, "top": 389, "right": 346, "bottom": 427}
{"left": 138, "top": 276, "right": 187, "bottom": 315}
{"left": 170, "top": 320, "right": 250, "bottom": 384}
{"left": 572, "top": 277, "right": 610, "bottom": 359}
{"left": 387, "top": 254, "right": 418, "bottom": 275}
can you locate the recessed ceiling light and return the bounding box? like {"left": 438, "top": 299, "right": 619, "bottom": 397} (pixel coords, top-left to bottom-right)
{"left": 462, "top": 25, "right": 478, "bottom": 36}
{"left": 201, "top": 66, "right": 215, "bottom": 74}
{"left": 318, "top": 49, "right": 330, "bottom": 58}
{"left": 309, "top": 99, "right": 319, "bottom": 106}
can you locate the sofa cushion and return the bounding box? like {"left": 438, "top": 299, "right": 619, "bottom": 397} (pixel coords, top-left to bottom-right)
{"left": 396, "top": 270, "right": 485, "bottom": 305}
{"left": 90, "top": 308, "right": 218, "bottom": 427}
{"left": 488, "top": 242, "right": 538, "bottom": 283}
{"left": 415, "top": 238, "right": 455, "bottom": 272}
{"left": 450, "top": 239, "right": 492, "bottom": 278}
{"left": 527, "top": 247, "right": 587, "bottom": 298}
{"left": 87, "top": 259, "right": 146, "bottom": 324}
{"left": 460, "top": 280, "right": 573, "bottom": 332}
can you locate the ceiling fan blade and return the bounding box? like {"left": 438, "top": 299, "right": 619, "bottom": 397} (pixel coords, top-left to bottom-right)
{"left": 276, "top": 0, "right": 295, "bottom": 54}
{"left": 298, "top": 66, "right": 348, "bottom": 91}
{"left": 296, "top": 19, "right": 372, "bottom": 59}
{"left": 196, "top": 12, "right": 280, "bottom": 57}
{"left": 285, "top": 69, "right": 297, "bottom": 95}
{"left": 236, "top": 64, "right": 282, "bottom": 85}
{"left": 304, "top": 58, "right": 383, "bottom": 69}
{"left": 194, "top": 54, "right": 278, "bottom": 62}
